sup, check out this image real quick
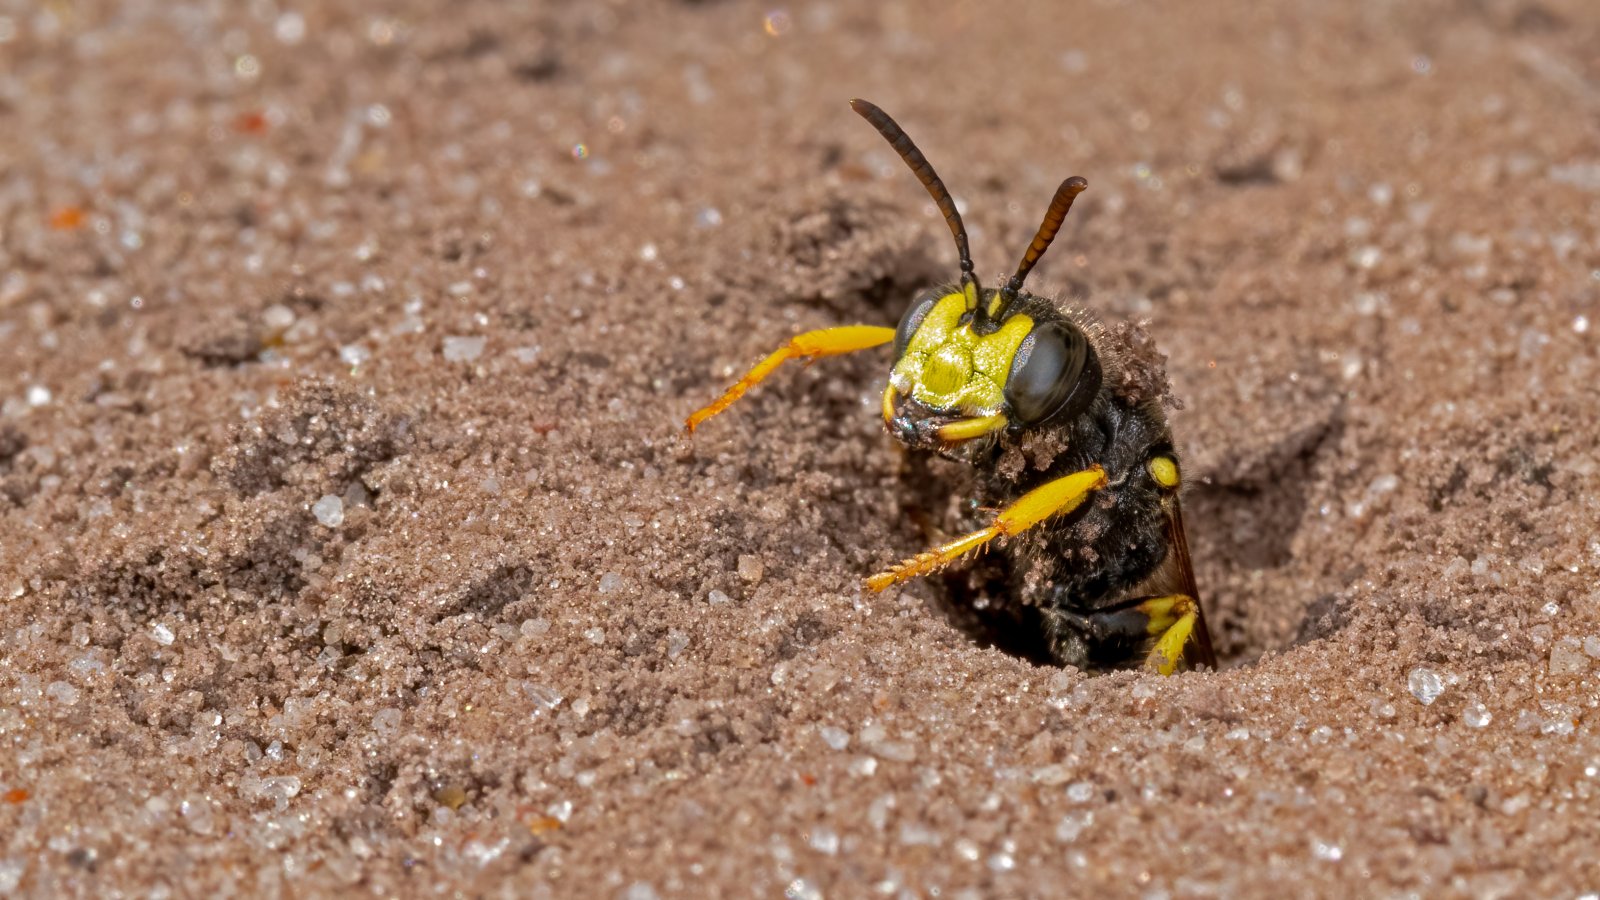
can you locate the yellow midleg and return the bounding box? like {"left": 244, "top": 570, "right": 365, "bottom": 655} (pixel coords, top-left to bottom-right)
{"left": 685, "top": 326, "right": 896, "bottom": 433}
{"left": 866, "top": 466, "right": 1107, "bottom": 591}
{"left": 1140, "top": 594, "right": 1200, "bottom": 676}
{"left": 1134, "top": 594, "right": 1186, "bottom": 635}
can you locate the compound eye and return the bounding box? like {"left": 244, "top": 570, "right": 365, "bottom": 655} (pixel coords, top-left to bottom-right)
{"left": 893, "top": 289, "right": 943, "bottom": 359}
{"left": 1004, "top": 322, "right": 1100, "bottom": 425}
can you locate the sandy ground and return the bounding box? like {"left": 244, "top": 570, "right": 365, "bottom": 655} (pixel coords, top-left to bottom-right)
{"left": 3, "top": 0, "right": 1600, "bottom": 896}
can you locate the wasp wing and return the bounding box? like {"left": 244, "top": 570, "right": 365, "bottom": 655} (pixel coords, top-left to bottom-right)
{"left": 1165, "top": 497, "right": 1218, "bottom": 670}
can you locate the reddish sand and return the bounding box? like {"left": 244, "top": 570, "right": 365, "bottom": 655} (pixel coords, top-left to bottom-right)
{"left": 3, "top": 1, "right": 1599, "bottom": 896}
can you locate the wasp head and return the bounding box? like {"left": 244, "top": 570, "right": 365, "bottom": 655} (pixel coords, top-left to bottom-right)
{"left": 883, "top": 285, "right": 1101, "bottom": 451}
{"left": 850, "top": 99, "right": 1100, "bottom": 451}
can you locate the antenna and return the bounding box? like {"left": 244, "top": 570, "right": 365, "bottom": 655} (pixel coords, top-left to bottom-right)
{"left": 850, "top": 99, "right": 981, "bottom": 311}
{"left": 997, "top": 176, "right": 1088, "bottom": 316}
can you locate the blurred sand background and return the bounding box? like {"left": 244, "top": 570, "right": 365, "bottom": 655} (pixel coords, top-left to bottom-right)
{"left": 2, "top": 0, "right": 1600, "bottom": 896}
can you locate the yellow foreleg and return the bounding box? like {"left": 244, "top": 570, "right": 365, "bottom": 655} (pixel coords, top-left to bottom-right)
{"left": 685, "top": 326, "right": 896, "bottom": 433}
{"left": 866, "top": 466, "right": 1107, "bottom": 591}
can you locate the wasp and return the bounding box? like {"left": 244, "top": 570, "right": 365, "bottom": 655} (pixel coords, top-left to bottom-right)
{"left": 686, "top": 99, "right": 1215, "bottom": 675}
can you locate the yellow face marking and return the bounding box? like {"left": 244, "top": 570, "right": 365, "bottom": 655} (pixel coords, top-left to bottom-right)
{"left": 1148, "top": 456, "right": 1180, "bottom": 489}
{"left": 961, "top": 278, "right": 980, "bottom": 310}
{"left": 890, "top": 293, "right": 1033, "bottom": 415}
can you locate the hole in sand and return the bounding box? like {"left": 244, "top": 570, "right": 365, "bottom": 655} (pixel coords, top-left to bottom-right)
{"left": 865, "top": 351, "right": 1343, "bottom": 673}
{"left": 826, "top": 246, "right": 1343, "bottom": 672}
